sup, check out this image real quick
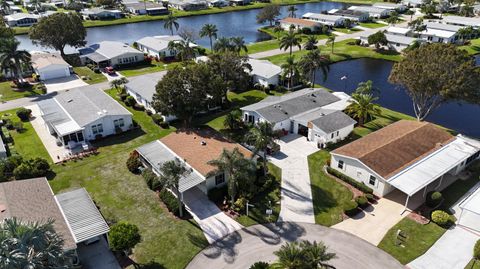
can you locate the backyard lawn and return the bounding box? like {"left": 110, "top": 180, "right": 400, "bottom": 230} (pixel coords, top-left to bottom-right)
{"left": 119, "top": 60, "right": 180, "bottom": 77}
{"left": 460, "top": 38, "right": 480, "bottom": 55}
{"left": 359, "top": 22, "right": 387, "bottom": 29}
{"left": 73, "top": 67, "right": 107, "bottom": 84}
{"left": 246, "top": 39, "right": 281, "bottom": 54}
{"left": 333, "top": 27, "right": 362, "bottom": 34}
{"left": 0, "top": 81, "right": 42, "bottom": 101}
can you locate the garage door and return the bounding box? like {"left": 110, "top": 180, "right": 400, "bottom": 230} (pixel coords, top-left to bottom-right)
{"left": 40, "top": 67, "right": 68, "bottom": 80}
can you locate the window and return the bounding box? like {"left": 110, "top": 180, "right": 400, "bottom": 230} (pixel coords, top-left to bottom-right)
{"left": 331, "top": 133, "right": 334, "bottom": 139}
{"left": 92, "top": 123, "right": 103, "bottom": 134}
{"left": 369, "top": 175, "right": 376, "bottom": 186}
{"left": 215, "top": 173, "right": 225, "bottom": 185}
{"left": 114, "top": 119, "right": 125, "bottom": 128}
{"left": 336, "top": 131, "right": 339, "bottom": 136}
{"left": 338, "top": 160, "right": 344, "bottom": 169}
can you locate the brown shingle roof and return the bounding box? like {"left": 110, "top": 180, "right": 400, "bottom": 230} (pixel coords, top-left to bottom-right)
{"left": 332, "top": 120, "right": 454, "bottom": 179}
{"left": 160, "top": 129, "right": 253, "bottom": 177}
{"left": 280, "top": 17, "right": 320, "bottom": 27}
{"left": 0, "top": 178, "right": 77, "bottom": 250}
{"left": 31, "top": 52, "right": 69, "bottom": 69}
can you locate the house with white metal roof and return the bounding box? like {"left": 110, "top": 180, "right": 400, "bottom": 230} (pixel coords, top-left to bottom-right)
{"left": 457, "top": 185, "right": 480, "bottom": 232}
{"left": 416, "top": 22, "right": 461, "bottom": 43}
{"left": 79, "top": 41, "right": 144, "bottom": 68}
{"left": 125, "top": 72, "right": 166, "bottom": 113}
{"left": 168, "top": 0, "right": 208, "bottom": 11}
{"left": 442, "top": 15, "right": 480, "bottom": 28}
{"left": 125, "top": 2, "right": 168, "bottom": 15}
{"left": 331, "top": 9, "right": 370, "bottom": 22}
{"left": 302, "top": 12, "right": 346, "bottom": 27}
{"left": 348, "top": 5, "right": 390, "bottom": 18}
{"left": 81, "top": 8, "right": 124, "bottom": 20}
{"left": 136, "top": 35, "right": 198, "bottom": 59}
{"left": 4, "top": 13, "right": 38, "bottom": 27}
{"left": 372, "top": 2, "right": 407, "bottom": 12}
{"left": 247, "top": 58, "right": 282, "bottom": 87}
{"left": 241, "top": 88, "right": 355, "bottom": 147}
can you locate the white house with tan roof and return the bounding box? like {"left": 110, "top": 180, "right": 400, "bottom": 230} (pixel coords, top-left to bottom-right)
{"left": 31, "top": 52, "right": 72, "bottom": 80}
{"left": 247, "top": 58, "right": 282, "bottom": 87}
{"left": 330, "top": 120, "right": 480, "bottom": 208}
{"left": 279, "top": 17, "right": 321, "bottom": 31}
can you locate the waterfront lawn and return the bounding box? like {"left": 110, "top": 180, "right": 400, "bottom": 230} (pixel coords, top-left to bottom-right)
{"left": 459, "top": 38, "right": 480, "bottom": 55}
{"left": 73, "top": 67, "right": 107, "bottom": 84}
{"left": 0, "top": 81, "right": 42, "bottom": 101}
{"left": 353, "top": 107, "right": 415, "bottom": 137}
{"left": 359, "top": 22, "right": 387, "bottom": 29}
{"left": 246, "top": 39, "right": 281, "bottom": 54}
{"left": 259, "top": 26, "right": 330, "bottom": 42}
{"left": 333, "top": 27, "right": 362, "bottom": 34}
{"left": 118, "top": 60, "right": 180, "bottom": 77}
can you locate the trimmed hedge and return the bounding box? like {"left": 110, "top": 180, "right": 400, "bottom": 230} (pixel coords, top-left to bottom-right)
{"left": 431, "top": 210, "right": 453, "bottom": 228}
{"left": 326, "top": 166, "right": 374, "bottom": 194}
{"left": 344, "top": 200, "right": 359, "bottom": 217}
{"left": 474, "top": 240, "right": 480, "bottom": 260}
{"left": 355, "top": 196, "right": 369, "bottom": 209}
{"left": 159, "top": 189, "right": 180, "bottom": 216}
{"left": 365, "top": 193, "right": 375, "bottom": 202}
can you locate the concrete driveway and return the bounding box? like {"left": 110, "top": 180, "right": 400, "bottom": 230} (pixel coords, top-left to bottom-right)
{"left": 186, "top": 222, "right": 404, "bottom": 269}
{"left": 77, "top": 237, "right": 121, "bottom": 269}
{"left": 183, "top": 187, "right": 243, "bottom": 244}
{"left": 269, "top": 134, "right": 319, "bottom": 224}
{"left": 44, "top": 75, "right": 88, "bottom": 93}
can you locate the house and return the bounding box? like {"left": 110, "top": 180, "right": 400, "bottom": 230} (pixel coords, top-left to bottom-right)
{"left": 168, "top": 0, "right": 208, "bottom": 11}
{"left": 124, "top": 2, "right": 168, "bottom": 15}
{"left": 37, "top": 86, "right": 133, "bottom": 147}
{"left": 386, "top": 26, "right": 412, "bottom": 36}
{"left": 136, "top": 129, "right": 253, "bottom": 195}
{"left": 457, "top": 186, "right": 480, "bottom": 232}
{"left": 302, "top": 12, "right": 346, "bottom": 27}
{"left": 124, "top": 72, "right": 167, "bottom": 114}
{"left": 31, "top": 52, "right": 72, "bottom": 80}
{"left": 0, "top": 178, "right": 111, "bottom": 264}
{"left": 247, "top": 58, "right": 282, "bottom": 87}
{"left": 416, "top": 22, "right": 461, "bottom": 43}
{"left": 330, "top": 120, "right": 480, "bottom": 205}
{"left": 81, "top": 8, "right": 124, "bottom": 20}
{"left": 359, "top": 31, "right": 417, "bottom": 51}
{"left": 229, "top": 0, "right": 251, "bottom": 6}
{"left": 442, "top": 15, "right": 480, "bottom": 28}
{"left": 207, "top": 0, "right": 228, "bottom": 7}
{"left": 4, "top": 13, "right": 38, "bottom": 27}
{"left": 136, "top": 35, "right": 198, "bottom": 59}
{"left": 241, "top": 88, "right": 356, "bottom": 147}
{"left": 279, "top": 17, "right": 321, "bottom": 31}
{"left": 372, "top": 2, "right": 407, "bottom": 12}
{"left": 348, "top": 5, "right": 390, "bottom": 18}
{"left": 79, "top": 41, "right": 145, "bottom": 68}
{"left": 331, "top": 9, "right": 370, "bottom": 22}
{"left": 402, "top": 0, "right": 422, "bottom": 7}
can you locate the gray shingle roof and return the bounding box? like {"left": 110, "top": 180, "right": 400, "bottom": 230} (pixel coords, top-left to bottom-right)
{"left": 125, "top": 72, "right": 166, "bottom": 103}
{"left": 310, "top": 110, "right": 357, "bottom": 134}
{"left": 81, "top": 41, "right": 143, "bottom": 61}
{"left": 241, "top": 88, "right": 341, "bottom": 124}
{"left": 248, "top": 58, "right": 281, "bottom": 79}
{"left": 136, "top": 35, "right": 188, "bottom": 52}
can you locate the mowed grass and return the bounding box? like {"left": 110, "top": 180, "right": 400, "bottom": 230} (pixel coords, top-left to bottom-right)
{"left": 359, "top": 22, "right": 387, "bottom": 29}
{"left": 73, "top": 67, "right": 107, "bottom": 84}
{"left": 246, "top": 39, "right": 281, "bottom": 54}
{"left": 119, "top": 60, "right": 181, "bottom": 77}
{"left": 0, "top": 82, "right": 42, "bottom": 101}
{"left": 466, "top": 259, "right": 480, "bottom": 269}
{"left": 333, "top": 27, "right": 362, "bottom": 34}
{"left": 459, "top": 38, "right": 480, "bottom": 55}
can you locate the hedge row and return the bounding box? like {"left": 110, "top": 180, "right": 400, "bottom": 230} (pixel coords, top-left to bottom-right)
{"left": 326, "top": 166, "right": 374, "bottom": 194}
{"left": 159, "top": 189, "right": 180, "bottom": 216}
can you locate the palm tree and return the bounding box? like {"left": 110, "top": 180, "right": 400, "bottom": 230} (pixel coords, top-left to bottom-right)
{"left": 345, "top": 93, "right": 381, "bottom": 126}
{"left": 273, "top": 25, "right": 283, "bottom": 40}
{"left": 326, "top": 35, "right": 335, "bottom": 54}
{"left": 29, "top": 0, "right": 41, "bottom": 13}
{"left": 213, "top": 36, "right": 232, "bottom": 52}
{"left": 304, "top": 35, "right": 317, "bottom": 50}
{"left": 0, "top": 218, "right": 74, "bottom": 268}
{"left": 281, "top": 55, "right": 299, "bottom": 89}
{"left": 385, "top": 11, "right": 400, "bottom": 25}
{"left": 167, "top": 38, "right": 196, "bottom": 62}
{"left": 354, "top": 80, "right": 378, "bottom": 95}
{"left": 298, "top": 49, "right": 330, "bottom": 86}
{"left": 287, "top": 5, "right": 297, "bottom": 18}
{"left": 110, "top": 77, "right": 129, "bottom": 93}
{"left": 273, "top": 241, "right": 305, "bottom": 269}
{"left": 159, "top": 158, "right": 190, "bottom": 217}
{"left": 0, "top": 38, "right": 31, "bottom": 81}
{"left": 405, "top": 9, "right": 414, "bottom": 22}
{"left": 199, "top": 24, "right": 218, "bottom": 51}
{"left": 273, "top": 240, "right": 336, "bottom": 269}
{"left": 163, "top": 14, "right": 179, "bottom": 36}
{"left": 247, "top": 121, "right": 278, "bottom": 176}
{"left": 279, "top": 29, "right": 301, "bottom": 56}
{"left": 230, "top": 36, "right": 248, "bottom": 54}
{"left": 224, "top": 109, "right": 243, "bottom": 130}
{"left": 458, "top": 26, "right": 475, "bottom": 43}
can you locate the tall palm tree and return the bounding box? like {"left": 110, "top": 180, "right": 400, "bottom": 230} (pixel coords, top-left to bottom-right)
{"left": 405, "top": 9, "right": 414, "bottom": 22}
{"left": 298, "top": 49, "right": 330, "bottom": 86}
{"left": 326, "top": 35, "right": 335, "bottom": 54}
{"left": 199, "top": 23, "right": 218, "bottom": 51}
{"left": 163, "top": 14, "right": 179, "bottom": 36}
{"left": 224, "top": 109, "right": 243, "bottom": 130}
{"left": 0, "top": 218, "right": 74, "bottom": 268}
{"left": 304, "top": 35, "right": 317, "bottom": 51}
{"left": 0, "top": 38, "right": 31, "bottom": 81}
{"left": 213, "top": 36, "right": 232, "bottom": 52}
{"left": 281, "top": 55, "right": 299, "bottom": 89}
{"left": 300, "top": 240, "right": 336, "bottom": 269}
{"left": 273, "top": 240, "right": 336, "bottom": 269}
{"left": 168, "top": 38, "right": 196, "bottom": 62}
{"left": 230, "top": 36, "right": 248, "bottom": 54}
{"left": 345, "top": 94, "right": 381, "bottom": 126}
{"left": 279, "top": 30, "right": 301, "bottom": 56}
{"left": 287, "top": 5, "right": 297, "bottom": 18}
{"left": 247, "top": 121, "right": 278, "bottom": 176}
{"left": 159, "top": 158, "right": 190, "bottom": 217}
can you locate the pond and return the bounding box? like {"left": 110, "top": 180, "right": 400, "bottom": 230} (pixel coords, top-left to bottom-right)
{"left": 317, "top": 56, "right": 480, "bottom": 138}
{"left": 17, "top": 1, "right": 347, "bottom": 52}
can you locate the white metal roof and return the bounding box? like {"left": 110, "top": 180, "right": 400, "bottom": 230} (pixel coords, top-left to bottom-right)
{"left": 460, "top": 186, "right": 480, "bottom": 214}
{"left": 55, "top": 188, "right": 110, "bottom": 243}
{"left": 388, "top": 136, "right": 480, "bottom": 196}
{"left": 247, "top": 58, "right": 281, "bottom": 79}
{"left": 387, "top": 26, "right": 411, "bottom": 35}
{"left": 421, "top": 28, "right": 457, "bottom": 39}
{"left": 443, "top": 16, "right": 480, "bottom": 27}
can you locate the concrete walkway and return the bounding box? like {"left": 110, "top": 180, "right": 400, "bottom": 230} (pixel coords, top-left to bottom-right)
{"left": 186, "top": 222, "right": 404, "bottom": 269}
{"left": 269, "top": 135, "right": 318, "bottom": 224}
{"left": 183, "top": 187, "right": 243, "bottom": 244}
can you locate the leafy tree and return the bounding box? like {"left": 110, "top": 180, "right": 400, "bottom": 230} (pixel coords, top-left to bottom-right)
{"left": 159, "top": 158, "right": 189, "bottom": 217}
{"left": 389, "top": 43, "right": 480, "bottom": 121}
{"left": 199, "top": 23, "right": 218, "bottom": 51}
{"left": 96, "top": 0, "right": 115, "bottom": 6}
{"left": 304, "top": 35, "right": 317, "bottom": 51}
{"left": 326, "top": 35, "right": 335, "bottom": 54}
{"left": 345, "top": 93, "right": 381, "bottom": 126}
{"left": 29, "top": 13, "right": 86, "bottom": 57}
{"left": 224, "top": 109, "right": 243, "bottom": 130}
{"left": 108, "top": 221, "right": 141, "bottom": 255}
{"left": 287, "top": 5, "right": 297, "bottom": 18}
{"left": 256, "top": 4, "right": 281, "bottom": 26}
{"left": 421, "top": 0, "right": 437, "bottom": 17}
{"left": 408, "top": 18, "right": 426, "bottom": 34}
{"left": 126, "top": 151, "right": 142, "bottom": 173}
{"left": 343, "top": 18, "right": 352, "bottom": 29}
{"left": 298, "top": 49, "right": 330, "bottom": 86}
{"left": 459, "top": 0, "right": 475, "bottom": 17}
{"left": 0, "top": 23, "right": 14, "bottom": 40}
{"left": 385, "top": 11, "right": 400, "bottom": 25}
{"left": 207, "top": 51, "right": 252, "bottom": 98}
{"left": 367, "top": 31, "right": 388, "bottom": 50}
{"left": 273, "top": 25, "right": 283, "bottom": 40}
{"left": 163, "top": 14, "right": 179, "bottom": 36}
{"left": 273, "top": 240, "right": 336, "bottom": 269}
{"left": 167, "top": 38, "right": 197, "bottom": 62}
{"left": 247, "top": 121, "right": 279, "bottom": 176}
{"left": 12, "top": 157, "right": 51, "bottom": 180}
{"left": 279, "top": 29, "right": 301, "bottom": 56}
{"left": 0, "top": 38, "right": 31, "bottom": 80}
{"left": 281, "top": 55, "right": 299, "bottom": 89}
{"left": 16, "top": 107, "right": 32, "bottom": 121}
{"left": 0, "top": 218, "right": 75, "bottom": 268}
{"left": 405, "top": 9, "right": 415, "bottom": 22}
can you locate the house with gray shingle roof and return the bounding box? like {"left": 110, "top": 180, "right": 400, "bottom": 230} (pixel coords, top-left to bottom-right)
{"left": 247, "top": 58, "right": 282, "bottom": 87}
{"left": 79, "top": 41, "right": 144, "bottom": 68}
{"left": 241, "top": 88, "right": 356, "bottom": 147}
{"left": 136, "top": 35, "right": 198, "bottom": 59}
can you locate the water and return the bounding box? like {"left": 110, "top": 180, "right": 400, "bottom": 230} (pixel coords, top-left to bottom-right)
{"left": 317, "top": 56, "right": 480, "bottom": 138}
{"left": 17, "top": 1, "right": 346, "bottom": 52}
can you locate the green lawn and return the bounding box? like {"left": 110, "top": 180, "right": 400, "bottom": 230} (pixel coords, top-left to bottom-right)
{"left": 359, "top": 22, "right": 387, "bottom": 29}
{"left": 333, "top": 27, "right": 362, "bottom": 34}
{"left": 119, "top": 60, "right": 180, "bottom": 77}
{"left": 73, "top": 67, "right": 107, "bottom": 84}
{"left": 259, "top": 26, "right": 330, "bottom": 43}
{"left": 459, "top": 38, "right": 480, "bottom": 55}
{"left": 246, "top": 39, "right": 281, "bottom": 54}
{"left": 466, "top": 259, "right": 480, "bottom": 269}
{"left": 0, "top": 82, "right": 42, "bottom": 101}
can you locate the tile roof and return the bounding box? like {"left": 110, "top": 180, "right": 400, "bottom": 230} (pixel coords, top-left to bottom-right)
{"left": 332, "top": 120, "right": 455, "bottom": 179}
{"left": 280, "top": 17, "right": 320, "bottom": 27}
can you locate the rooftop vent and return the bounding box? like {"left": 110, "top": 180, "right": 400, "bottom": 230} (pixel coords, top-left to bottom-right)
{"left": 201, "top": 141, "right": 207, "bottom": 146}
{"left": 67, "top": 99, "right": 73, "bottom": 103}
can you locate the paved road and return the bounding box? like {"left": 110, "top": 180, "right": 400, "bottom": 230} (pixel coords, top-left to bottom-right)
{"left": 186, "top": 222, "right": 404, "bottom": 269}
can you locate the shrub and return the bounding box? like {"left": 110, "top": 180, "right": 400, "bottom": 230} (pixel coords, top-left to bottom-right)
{"left": 343, "top": 200, "right": 359, "bottom": 217}
{"left": 159, "top": 122, "right": 169, "bottom": 129}
{"left": 426, "top": 191, "right": 443, "bottom": 208}
{"left": 326, "top": 167, "right": 374, "bottom": 194}
{"left": 142, "top": 168, "right": 162, "bottom": 191}
{"left": 159, "top": 188, "right": 180, "bottom": 215}
{"left": 249, "top": 261, "right": 270, "bottom": 269}
{"left": 125, "top": 96, "right": 136, "bottom": 107}
{"left": 355, "top": 195, "right": 369, "bottom": 208}
{"left": 133, "top": 103, "right": 145, "bottom": 111}
{"left": 4, "top": 119, "right": 13, "bottom": 130}
{"left": 474, "top": 240, "right": 480, "bottom": 260}
{"left": 208, "top": 185, "right": 228, "bottom": 203}
{"left": 151, "top": 114, "right": 163, "bottom": 125}
{"left": 146, "top": 110, "right": 152, "bottom": 116}
{"left": 355, "top": 39, "right": 362, "bottom": 45}
{"left": 126, "top": 151, "right": 142, "bottom": 173}
{"left": 119, "top": 93, "right": 128, "bottom": 101}
{"left": 365, "top": 193, "right": 375, "bottom": 202}
{"left": 12, "top": 157, "right": 50, "bottom": 180}
{"left": 13, "top": 122, "right": 23, "bottom": 132}
{"left": 108, "top": 222, "right": 141, "bottom": 253}
{"left": 233, "top": 197, "right": 247, "bottom": 212}
{"left": 301, "top": 27, "right": 312, "bottom": 34}
{"left": 431, "top": 210, "right": 453, "bottom": 227}
{"left": 16, "top": 108, "right": 32, "bottom": 121}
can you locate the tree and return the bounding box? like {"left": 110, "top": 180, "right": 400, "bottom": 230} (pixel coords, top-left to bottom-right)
{"left": 0, "top": 0, "right": 10, "bottom": 14}
{"left": 199, "top": 23, "right": 218, "bottom": 51}
{"left": 159, "top": 159, "right": 189, "bottom": 217}
{"left": 0, "top": 218, "right": 75, "bottom": 268}
{"left": 385, "top": 11, "right": 400, "bottom": 25}
{"left": 367, "top": 31, "right": 388, "bottom": 50}
{"left": 457, "top": 26, "right": 476, "bottom": 43}
{"left": 473, "top": 240, "right": 480, "bottom": 268}
{"left": 298, "top": 49, "right": 330, "bottom": 86}
{"left": 108, "top": 221, "right": 141, "bottom": 255}
{"left": 405, "top": 9, "right": 415, "bottom": 22}
{"left": 230, "top": 36, "right": 248, "bottom": 54}
{"left": 0, "top": 38, "right": 31, "bottom": 80}
{"left": 389, "top": 43, "right": 480, "bottom": 121}
{"left": 354, "top": 80, "right": 378, "bottom": 95}
{"left": 408, "top": 18, "right": 426, "bottom": 34}
{"left": 345, "top": 93, "right": 381, "bottom": 126}
{"left": 247, "top": 121, "right": 278, "bottom": 176}
{"left": 273, "top": 25, "right": 283, "bottom": 40}
{"left": 29, "top": 13, "right": 85, "bottom": 57}
{"left": 304, "top": 35, "right": 317, "bottom": 51}
{"left": 326, "top": 35, "right": 335, "bottom": 54}
{"left": 163, "top": 14, "right": 179, "bottom": 36}
{"left": 273, "top": 240, "right": 336, "bottom": 269}
{"left": 207, "top": 51, "right": 252, "bottom": 98}
{"left": 110, "top": 77, "right": 129, "bottom": 92}
{"left": 343, "top": 19, "right": 352, "bottom": 29}
{"left": 167, "top": 38, "right": 196, "bottom": 62}
{"left": 0, "top": 23, "right": 14, "bottom": 40}
{"left": 421, "top": 0, "right": 437, "bottom": 17}
{"left": 256, "top": 4, "right": 281, "bottom": 26}
{"left": 460, "top": 0, "right": 475, "bottom": 17}
{"left": 279, "top": 29, "right": 301, "bottom": 56}
{"left": 281, "top": 55, "right": 299, "bottom": 89}
{"left": 213, "top": 36, "right": 233, "bottom": 52}
{"left": 224, "top": 109, "right": 243, "bottom": 130}
{"left": 287, "top": 5, "right": 297, "bottom": 18}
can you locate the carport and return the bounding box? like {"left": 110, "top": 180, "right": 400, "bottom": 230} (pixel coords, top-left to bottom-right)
{"left": 457, "top": 186, "right": 480, "bottom": 232}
